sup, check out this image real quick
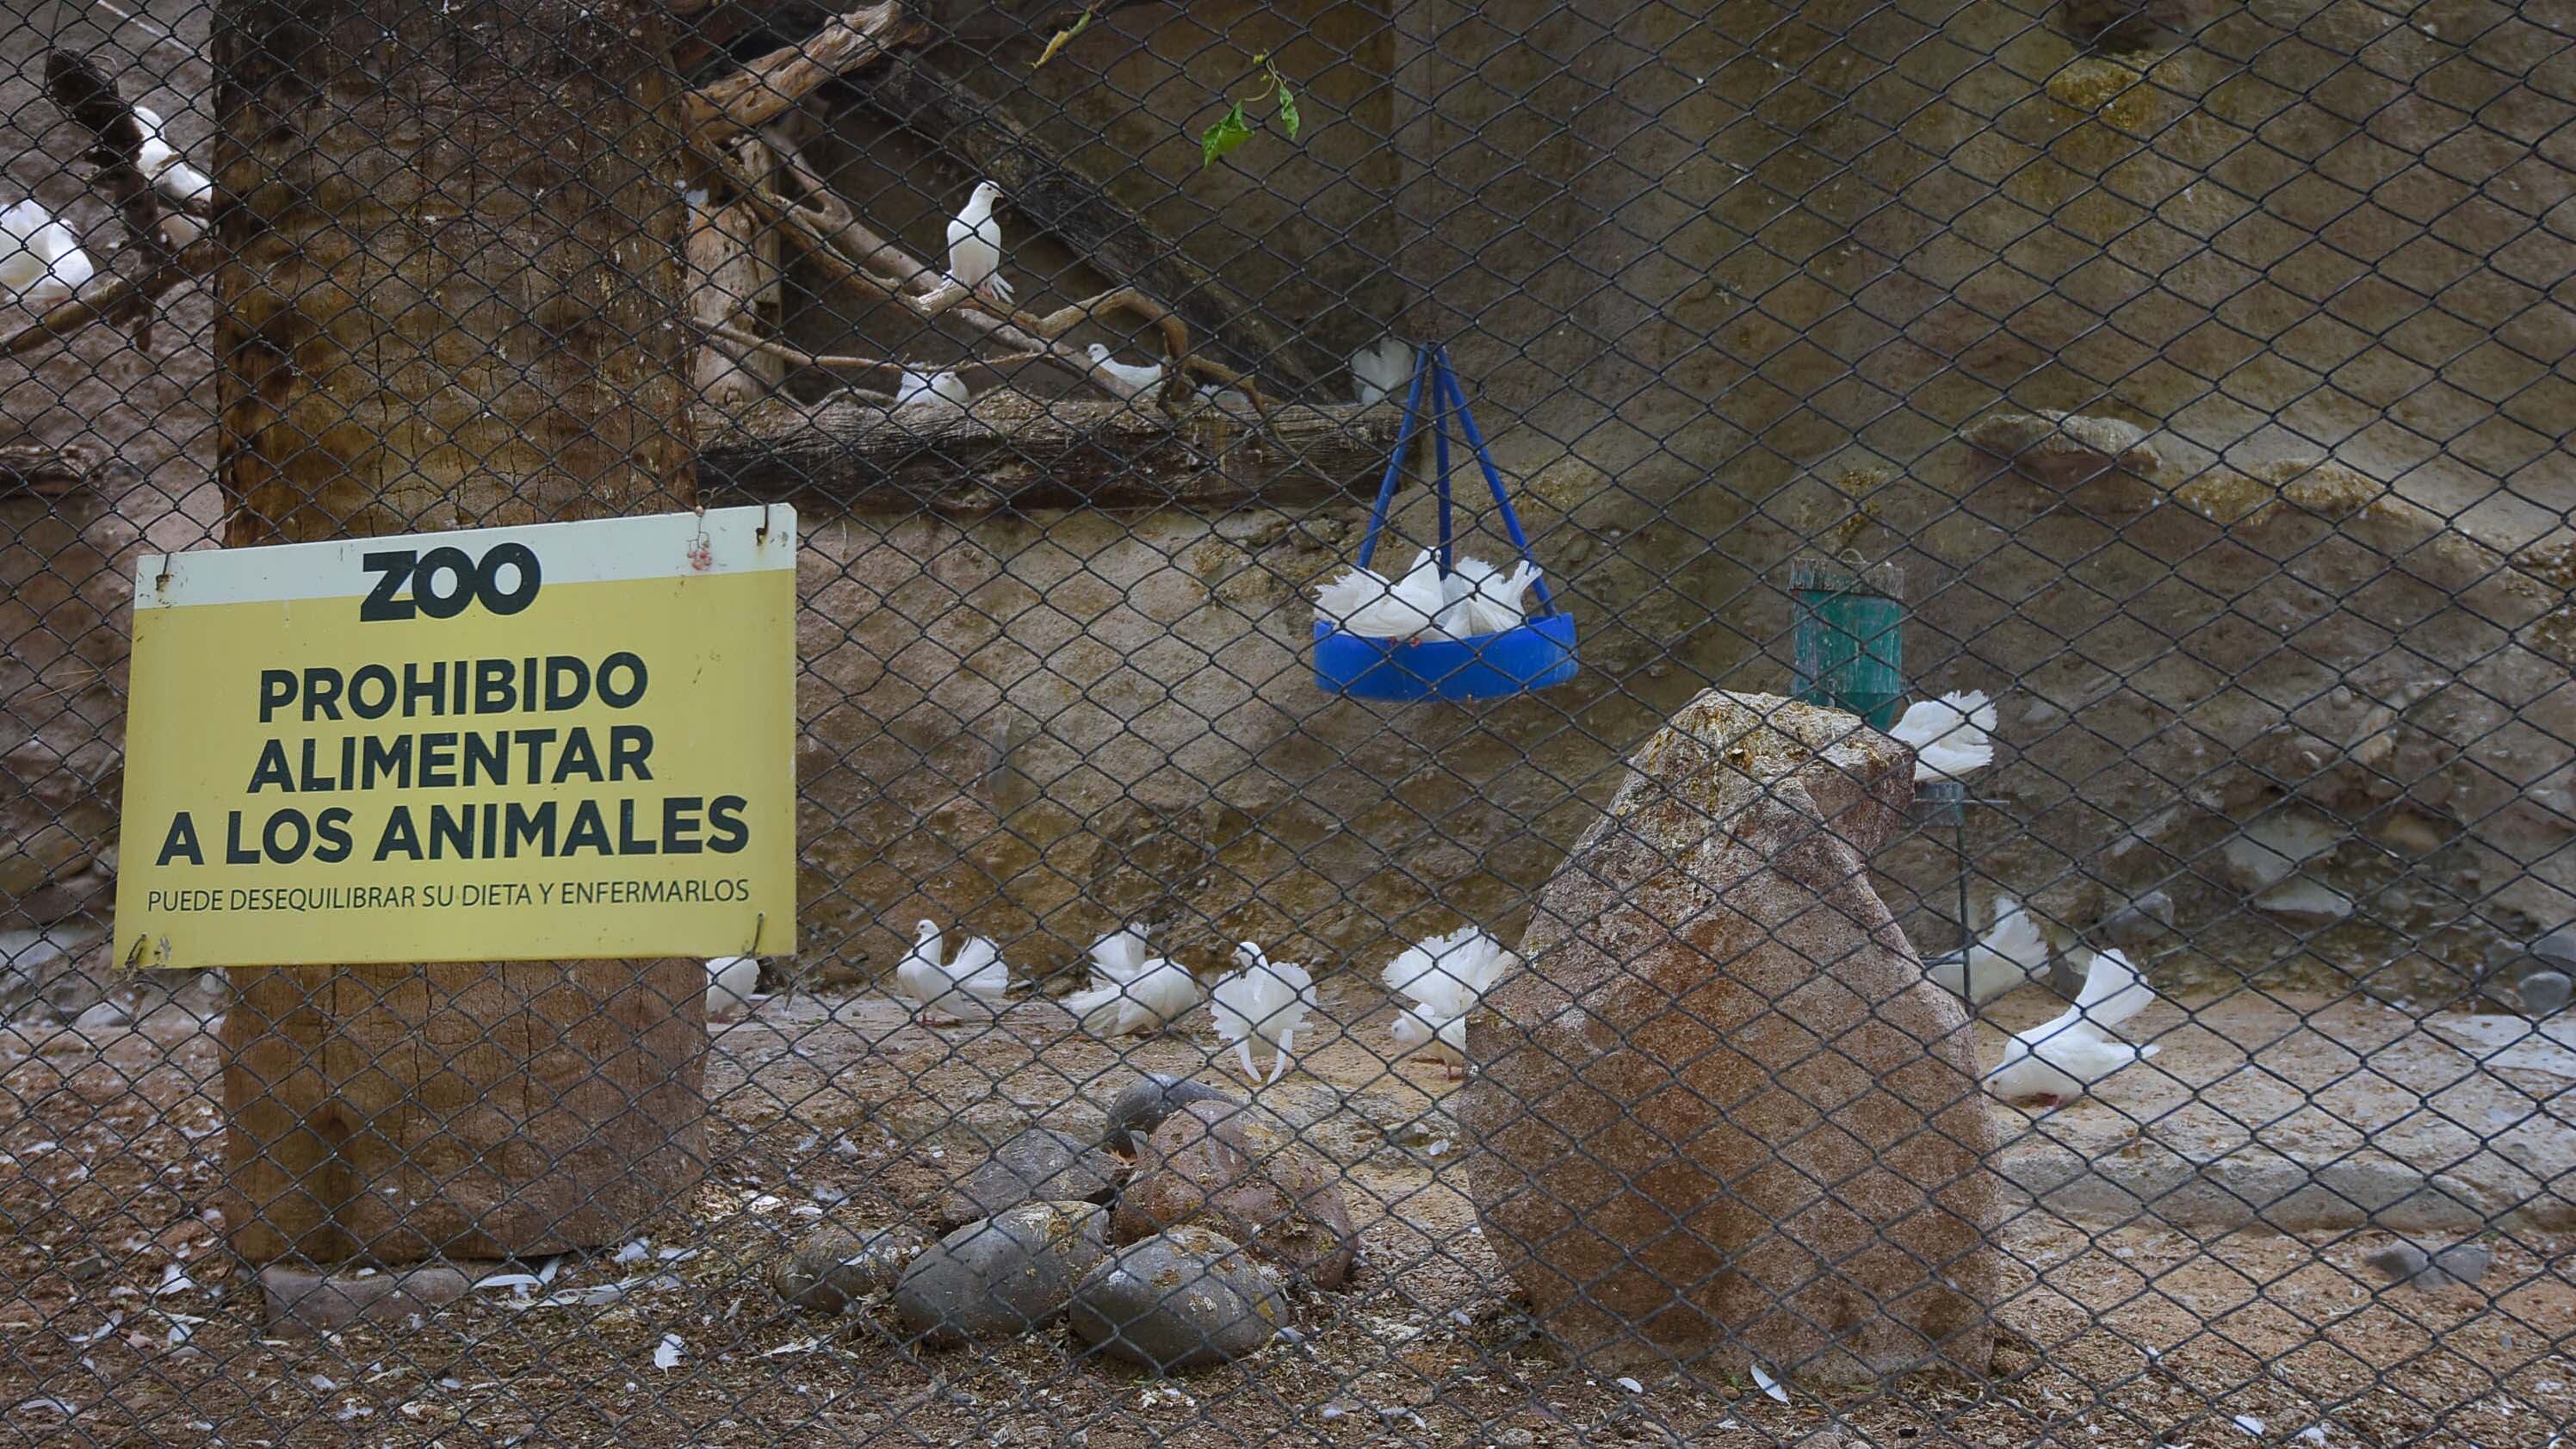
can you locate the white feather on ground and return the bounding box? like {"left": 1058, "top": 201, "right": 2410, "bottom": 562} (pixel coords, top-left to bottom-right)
{"left": 895, "top": 369, "right": 969, "bottom": 412}
{"left": 1351, "top": 337, "right": 1412, "bottom": 406}
{"left": 1084, "top": 343, "right": 1164, "bottom": 395}
{"left": 1211, "top": 943, "right": 1318, "bottom": 1086}
{"left": 1382, "top": 926, "right": 1517, "bottom": 1078}
{"left": 893, "top": 920, "right": 1011, "bottom": 1024}
{"left": 1890, "top": 690, "right": 1997, "bottom": 782}
{"left": 1925, "top": 895, "right": 2050, "bottom": 1006}
{"left": 703, "top": 956, "right": 760, "bottom": 1021}
{"left": 1984, "top": 946, "right": 2160, "bottom": 1108}
{"left": 944, "top": 180, "right": 1012, "bottom": 304}
{"left": 1063, "top": 923, "right": 1203, "bottom": 1037}
{"left": 133, "top": 105, "right": 214, "bottom": 207}
{"left": 1430, "top": 556, "right": 1543, "bottom": 640}
{"left": 0, "top": 201, "right": 92, "bottom": 306}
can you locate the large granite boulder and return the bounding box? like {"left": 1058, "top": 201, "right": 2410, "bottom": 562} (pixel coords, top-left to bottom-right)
{"left": 1464, "top": 690, "right": 2005, "bottom": 1383}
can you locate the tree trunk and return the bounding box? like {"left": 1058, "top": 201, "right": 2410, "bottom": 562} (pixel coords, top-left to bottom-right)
{"left": 211, "top": 0, "right": 707, "bottom": 1265}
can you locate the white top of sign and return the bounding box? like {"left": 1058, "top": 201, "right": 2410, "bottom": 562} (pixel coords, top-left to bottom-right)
{"left": 134, "top": 505, "right": 797, "bottom": 610}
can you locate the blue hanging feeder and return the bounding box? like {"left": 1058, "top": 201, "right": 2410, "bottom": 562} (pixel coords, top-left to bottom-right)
{"left": 1313, "top": 344, "right": 1578, "bottom": 701}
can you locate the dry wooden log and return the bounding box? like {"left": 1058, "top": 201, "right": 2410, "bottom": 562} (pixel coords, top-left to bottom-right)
{"left": 695, "top": 387, "right": 1396, "bottom": 512}
{"left": 0, "top": 440, "right": 102, "bottom": 498}
{"left": 682, "top": 3, "right": 923, "bottom": 146}
{"left": 688, "top": 194, "right": 787, "bottom": 407}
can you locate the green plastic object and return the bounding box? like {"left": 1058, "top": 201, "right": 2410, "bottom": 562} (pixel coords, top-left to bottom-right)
{"left": 1791, "top": 559, "right": 1904, "bottom": 729}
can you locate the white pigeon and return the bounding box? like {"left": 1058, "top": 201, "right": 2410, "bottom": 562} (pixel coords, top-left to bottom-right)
{"left": 1351, "top": 337, "right": 1412, "bottom": 406}
{"left": 1314, "top": 548, "right": 1452, "bottom": 641}
{"left": 1925, "top": 896, "right": 2050, "bottom": 1006}
{"left": 1382, "top": 926, "right": 1516, "bottom": 1079}
{"left": 895, "top": 369, "right": 969, "bottom": 412}
{"left": 1063, "top": 923, "right": 1204, "bottom": 1037}
{"left": 1085, "top": 343, "right": 1164, "bottom": 396}
{"left": 893, "top": 920, "right": 1011, "bottom": 1026}
{"left": 1431, "top": 556, "right": 1542, "bottom": 640}
{"left": 703, "top": 956, "right": 760, "bottom": 1022}
{"left": 1210, "top": 942, "right": 1318, "bottom": 1087}
{"left": 1891, "top": 690, "right": 1997, "bottom": 782}
{"left": 133, "top": 105, "right": 214, "bottom": 208}
{"left": 1984, "top": 946, "right": 2160, "bottom": 1109}
{"left": 944, "top": 180, "right": 1012, "bottom": 305}
{"left": 0, "top": 201, "right": 93, "bottom": 306}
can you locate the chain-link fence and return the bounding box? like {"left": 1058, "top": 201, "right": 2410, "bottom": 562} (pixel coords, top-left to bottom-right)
{"left": 2, "top": 0, "right": 2571, "bottom": 1444}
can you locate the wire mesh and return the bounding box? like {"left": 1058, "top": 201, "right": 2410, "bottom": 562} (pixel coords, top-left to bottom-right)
{"left": 0, "top": 0, "right": 2569, "bottom": 1446}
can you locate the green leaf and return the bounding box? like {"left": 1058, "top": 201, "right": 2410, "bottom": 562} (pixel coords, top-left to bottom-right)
{"left": 1200, "top": 101, "right": 1254, "bottom": 170}
{"left": 1031, "top": 7, "right": 1093, "bottom": 70}
{"left": 1275, "top": 77, "right": 1301, "bottom": 140}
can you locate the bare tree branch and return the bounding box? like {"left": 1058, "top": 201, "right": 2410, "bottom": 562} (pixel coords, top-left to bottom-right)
{"left": 681, "top": 3, "right": 923, "bottom": 146}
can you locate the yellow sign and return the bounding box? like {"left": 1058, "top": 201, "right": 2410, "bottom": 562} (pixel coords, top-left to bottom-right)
{"left": 113, "top": 506, "right": 798, "bottom": 969}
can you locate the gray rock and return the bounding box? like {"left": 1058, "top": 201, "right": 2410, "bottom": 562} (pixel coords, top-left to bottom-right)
{"left": 1069, "top": 1225, "right": 1287, "bottom": 1372}
{"left": 71, "top": 999, "right": 130, "bottom": 1032}
{"left": 2535, "top": 926, "right": 2576, "bottom": 971}
{"left": 1102, "top": 1074, "right": 1239, "bottom": 1156}
{"left": 2518, "top": 970, "right": 2570, "bottom": 1019}
{"left": 930, "top": 1127, "right": 1124, "bottom": 1231}
{"left": 2059, "top": 0, "right": 2213, "bottom": 41}
{"left": 893, "top": 1201, "right": 1108, "bottom": 1347}
{"left": 773, "top": 1223, "right": 929, "bottom": 1313}
{"left": 2094, "top": 892, "right": 2176, "bottom": 953}
{"left": 259, "top": 1264, "right": 470, "bottom": 1335}
{"left": 1964, "top": 410, "right": 2165, "bottom": 489}
{"left": 2363, "top": 1241, "right": 2493, "bottom": 1290}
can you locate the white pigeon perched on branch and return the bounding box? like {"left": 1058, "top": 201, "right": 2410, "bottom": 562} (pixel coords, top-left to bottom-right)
{"left": 894, "top": 920, "right": 1011, "bottom": 1026}
{"left": 133, "top": 105, "right": 213, "bottom": 208}
{"left": 0, "top": 201, "right": 92, "bottom": 307}
{"left": 1063, "top": 923, "right": 1204, "bottom": 1037}
{"left": 1925, "top": 895, "right": 2050, "bottom": 1006}
{"left": 703, "top": 955, "right": 760, "bottom": 1023}
{"left": 945, "top": 180, "right": 1012, "bottom": 305}
{"left": 1984, "top": 946, "right": 2160, "bottom": 1109}
{"left": 1382, "top": 926, "right": 1517, "bottom": 1079}
{"left": 1891, "top": 690, "right": 1997, "bottom": 782}
{"left": 1431, "top": 556, "right": 1543, "bottom": 641}
{"left": 1084, "top": 343, "right": 1164, "bottom": 396}
{"left": 895, "top": 368, "right": 969, "bottom": 412}
{"left": 1351, "top": 337, "right": 1411, "bottom": 406}
{"left": 1211, "top": 942, "right": 1318, "bottom": 1087}
{"left": 1315, "top": 548, "right": 1452, "bottom": 640}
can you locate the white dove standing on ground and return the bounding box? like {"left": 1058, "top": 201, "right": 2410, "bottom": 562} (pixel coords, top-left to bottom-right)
{"left": 1984, "top": 945, "right": 2161, "bottom": 1109}
{"left": 133, "top": 105, "right": 214, "bottom": 208}
{"left": 1382, "top": 926, "right": 1517, "bottom": 1079}
{"left": 703, "top": 956, "right": 760, "bottom": 1023}
{"left": 1064, "top": 923, "right": 1204, "bottom": 1037}
{"left": 1211, "top": 942, "right": 1318, "bottom": 1086}
{"left": 1926, "top": 895, "right": 2051, "bottom": 1006}
{"left": 1084, "top": 343, "right": 1164, "bottom": 397}
{"left": 1314, "top": 548, "right": 1453, "bottom": 641}
{"left": 895, "top": 368, "right": 969, "bottom": 412}
{"left": 945, "top": 180, "right": 1012, "bottom": 305}
{"left": 1351, "top": 337, "right": 1412, "bottom": 405}
{"left": 0, "top": 201, "right": 93, "bottom": 307}
{"left": 894, "top": 920, "right": 1011, "bottom": 1027}
{"left": 1891, "top": 689, "right": 1997, "bottom": 782}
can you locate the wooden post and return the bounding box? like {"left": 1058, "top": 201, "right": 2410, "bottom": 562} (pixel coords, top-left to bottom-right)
{"left": 211, "top": 0, "right": 708, "bottom": 1265}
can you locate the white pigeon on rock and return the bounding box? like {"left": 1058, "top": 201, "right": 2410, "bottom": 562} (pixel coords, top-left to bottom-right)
{"left": 1892, "top": 690, "right": 1997, "bottom": 782}
{"left": 1432, "top": 556, "right": 1542, "bottom": 640}
{"left": 1351, "top": 337, "right": 1412, "bottom": 406}
{"left": 944, "top": 180, "right": 1012, "bottom": 305}
{"left": 895, "top": 368, "right": 969, "bottom": 412}
{"left": 1984, "top": 946, "right": 2160, "bottom": 1109}
{"left": 1084, "top": 343, "right": 1164, "bottom": 397}
{"left": 1382, "top": 926, "right": 1516, "bottom": 1079}
{"left": 703, "top": 956, "right": 760, "bottom": 1022}
{"left": 1926, "top": 896, "right": 2050, "bottom": 1006}
{"left": 133, "top": 105, "right": 214, "bottom": 208}
{"left": 894, "top": 920, "right": 1011, "bottom": 1026}
{"left": 0, "top": 201, "right": 92, "bottom": 307}
{"left": 1064, "top": 922, "right": 1204, "bottom": 1037}
{"left": 1211, "top": 942, "right": 1318, "bottom": 1087}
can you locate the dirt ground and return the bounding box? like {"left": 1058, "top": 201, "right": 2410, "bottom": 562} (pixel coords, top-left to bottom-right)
{"left": 1, "top": 981, "right": 2569, "bottom": 1449}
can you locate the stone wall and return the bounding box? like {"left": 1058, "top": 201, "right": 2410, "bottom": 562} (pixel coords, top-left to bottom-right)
{"left": 1, "top": 0, "right": 2567, "bottom": 1009}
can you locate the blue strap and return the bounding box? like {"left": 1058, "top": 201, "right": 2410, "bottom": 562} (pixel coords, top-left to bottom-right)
{"left": 1434, "top": 350, "right": 1557, "bottom": 614}
{"left": 1430, "top": 345, "right": 1453, "bottom": 575}
{"left": 1353, "top": 347, "right": 1432, "bottom": 573}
